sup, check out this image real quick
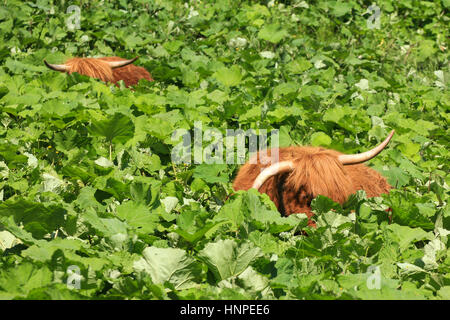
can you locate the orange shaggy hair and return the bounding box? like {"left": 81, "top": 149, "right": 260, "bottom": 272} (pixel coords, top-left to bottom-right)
{"left": 233, "top": 147, "right": 391, "bottom": 227}
{"left": 57, "top": 56, "right": 153, "bottom": 87}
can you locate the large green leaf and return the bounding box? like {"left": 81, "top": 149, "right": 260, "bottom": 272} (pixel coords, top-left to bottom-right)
{"left": 0, "top": 199, "right": 67, "bottom": 239}
{"left": 115, "top": 201, "right": 158, "bottom": 234}
{"left": 0, "top": 263, "right": 53, "bottom": 299}
{"left": 383, "top": 224, "right": 432, "bottom": 251}
{"left": 213, "top": 65, "right": 243, "bottom": 87}
{"left": 0, "top": 0, "right": 447, "bottom": 301}
{"left": 258, "top": 23, "right": 288, "bottom": 43}
{"left": 89, "top": 113, "right": 135, "bottom": 144}
{"left": 133, "top": 246, "right": 202, "bottom": 290}
{"left": 198, "top": 239, "right": 263, "bottom": 282}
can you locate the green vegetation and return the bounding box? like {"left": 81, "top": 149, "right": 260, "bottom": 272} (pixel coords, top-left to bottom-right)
{"left": 0, "top": 0, "right": 448, "bottom": 299}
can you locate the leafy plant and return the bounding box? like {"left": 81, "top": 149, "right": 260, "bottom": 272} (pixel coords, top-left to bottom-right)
{"left": 0, "top": 0, "right": 448, "bottom": 300}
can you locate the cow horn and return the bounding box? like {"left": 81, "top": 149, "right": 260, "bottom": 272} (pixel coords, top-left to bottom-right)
{"left": 252, "top": 161, "right": 295, "bottom": 190}
{"left": 106, "top": 57, "right": 139, "bottom": 69}
{"left": 338, "top": 130, "right": 395, "bottom": 165}
{"left": 44, "top": 60, "right": 69, "bottom": 72}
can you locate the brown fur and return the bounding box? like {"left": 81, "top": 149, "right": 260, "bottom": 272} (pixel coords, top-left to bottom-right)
{"left": 233, "top": 147, "right": 391, "bottom": 227}
{"left": 64, "top": 56, "right": 153, "bottom": 87}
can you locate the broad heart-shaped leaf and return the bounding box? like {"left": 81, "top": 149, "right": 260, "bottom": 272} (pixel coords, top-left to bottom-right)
{"left": 99, "top": 177, "right": 130, "bottom": 202}
{"left": 270, "top": 257, "right": 297, "bottom": 289}
{"left": 21, "top": 238, "right": 88, "bottom": 262}
{"left": 322, "top": 106, "right": 360, "bottom": 133}
{"left": 257, "top": 23, "right": 288, "bottom": 44}
{"left": 438, "top": 287, "right": 450, "bottom": 300}
{"left": 311, "top": 195, "right": 343, "bottom": 214}
{"left": 213, "top": 194, "right": 246, "bottom": 231}
{"left": 129, "top": 177, "right": 161, "bottom": 206}
{"left": 328, "top": 1, "right": 353, "bottom": 17}
{"left": 20, "top": 283, "right": 88, "bottom": 300}
{"left": 214, "top": 190, "right": 306, "bottom": 233}
{"left": 386, "top": 191, "right": 435, "bottom": 230}
{"left": 336, "top": 271, "right": 429, "bottom": 300}
{"left": 54, "top": 129, "right": 79, "bottom": 153}
{"left": 174, "top": 222, "right": 222, "bottom": 243}
{"left": 0, "top": 216, "right": 43, "bottom": 246}
{"left": 245, "top": 190, "right": 307, "bottom": 233}
{"left": 310, "top": 131, "right": 332, "bottom": 147}
{"left": 343, "top": 283, "right": 428, "bottom": 300}
{"left": 0, "top": 262, "right": 53, "bottom": 299}
{"left": 0, "top": 199, "right": 66, "bottom": 239}
{"left": 0, "top": 143, "right": 28, "bottom": 169}
{"left": 193, "top": 164, "right": 229, "bottom": 184}
{"left": 235, "top": 266, "right": 271, "bottom": 295}
{"left": 378, "top": 167, "right": 410, "bottom": 188}
{"left": 133, "top": 247, "right": 202, "bottom": 290}
{"left": 383, "top": 224, "right": 432, "bottom": 251}
{"left": 115, "top": 201, "right": 158, "bottom": 234}
{"left": 74, "top": 186, "right": 105, "bottom": 211}
{"left": 213, "top": 65, "right": 242, "bottom": 87}
{"left": 0, "top": 230, "right": 18, "bottom": 251}
{"left": 89, "top": 113, "right": 135, "bottom": 144}
{"left": 198, "top": 239, "right": 263, "bottom": 282}
{"left": 82, "top": 208, "right": 128, "bottom": 239}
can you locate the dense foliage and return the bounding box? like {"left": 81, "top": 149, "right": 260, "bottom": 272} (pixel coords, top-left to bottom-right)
{"left": 0, "top": 0, "right": 448, "bottom": 300}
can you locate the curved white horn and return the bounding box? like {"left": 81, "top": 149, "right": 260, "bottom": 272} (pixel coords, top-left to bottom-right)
{"left": 252, "top": 161, "right": 295, "bottom": 190}
{"left": 338, "top": 130, "right": 395, "bottom": 165}
{"left": 44, "top": 60, "right": 69, "bottom": 72}
{"left": 106, "top": 57, "right": 139, "bottom": 69}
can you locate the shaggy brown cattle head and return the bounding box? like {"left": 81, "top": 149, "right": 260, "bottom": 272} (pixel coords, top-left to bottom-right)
{"left": 233, "top": 131, "right": 395, "bottom": 227}
{"left": 44, "top": 56, "right": 153, "bottom": 87}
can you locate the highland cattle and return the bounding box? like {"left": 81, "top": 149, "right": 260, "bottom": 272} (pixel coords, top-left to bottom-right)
{"left": 44, "top": 56, "right": 153, "bottom": 87}
{"left": 233, "top": 130, "right": 395, "bottom": 226}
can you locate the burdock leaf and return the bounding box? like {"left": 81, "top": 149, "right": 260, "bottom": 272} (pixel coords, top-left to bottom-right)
{"left": 0, "top": 263, "right": 53, "bottom": 299}
{"left": 258, "top": 23, "right": 288, "bottom": 44}
{"left": 198, "top": 239, "right": 263, "bottom": 282}
{"left": 115, "top": 201, "right": 158, "bottom": 234}
{"left": 384, "top": 224, "right": 432, "bottom": 251}
{"left": 213, "top": 65, "right": 243, "bottom": 87}
{"left": 310, "top": 132, "right": 332, "bottom": 147}
{"left": 0, "top": 199, "right": 66, "bottom": 239}
{"left": 82, "top": 209, "right": 128, "bottom": 239}
{"left": 89, "top": 113, "right": 135, "bottom": 144}
{"left": 193, "top": 164, "right": 229, "bottom": 184}
{"left": 133, "top": 246, "right": 202, "bottom": 290}
{"left": 0, "top": 143, "right": 28, "bottom": 169}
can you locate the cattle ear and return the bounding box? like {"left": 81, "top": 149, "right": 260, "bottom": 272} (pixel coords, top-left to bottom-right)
{"left": 106, "top": 57, "right": 139, "bottom": 69}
